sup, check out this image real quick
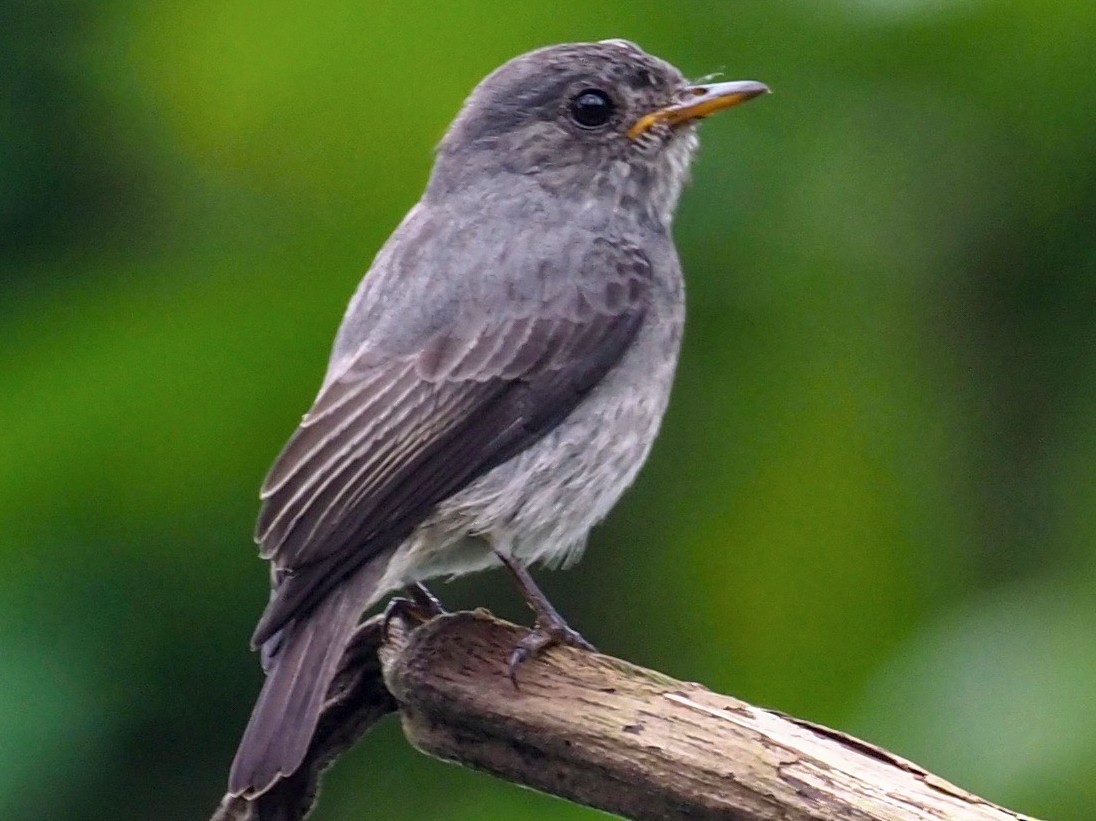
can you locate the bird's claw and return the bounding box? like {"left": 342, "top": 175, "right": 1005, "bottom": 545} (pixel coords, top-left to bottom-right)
{"left": 507, "top": 622, "right": 596, "bottom": 688}
{"left": 382, "top": 583, "right": 447, "bottom": 642}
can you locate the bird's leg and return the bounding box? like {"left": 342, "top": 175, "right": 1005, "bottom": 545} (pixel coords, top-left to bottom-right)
{"left": 407, "top": 582, "right": 446, "bottom": 615}
{"left": 494, "top": 550, "right": 596, "bottom": 687}
{"left": 382, "top": 583, "right": 447, "bottom": 641}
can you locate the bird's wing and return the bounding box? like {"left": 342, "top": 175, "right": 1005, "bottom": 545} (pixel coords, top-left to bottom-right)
{"left": 250, "top": 238, "right": 653, "bottom": 645}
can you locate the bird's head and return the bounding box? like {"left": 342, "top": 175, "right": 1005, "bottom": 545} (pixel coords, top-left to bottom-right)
{"left": 429, "top": 39, "right": 768, "bottom": 226}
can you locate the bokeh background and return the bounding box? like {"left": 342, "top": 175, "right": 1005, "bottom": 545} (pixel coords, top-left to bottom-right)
{"left": 3, "top": 1, "right": 1095, "bottom": 819}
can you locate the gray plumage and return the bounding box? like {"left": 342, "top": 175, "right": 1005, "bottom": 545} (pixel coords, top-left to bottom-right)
{"left": 229, "top": 38, "right": 766, "bottom": 798}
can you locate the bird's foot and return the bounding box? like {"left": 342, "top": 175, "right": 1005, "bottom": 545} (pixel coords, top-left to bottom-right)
{"left": 493, "top": 549, "right": 596, "bottom": 687}
{"left": 507, "top": 618, "right": 596, "bottom": 688}
{"left": 406, "top": 582, "right": 446, "bottom": 615}
{"left": 382, "top": 583, "right": 447, "bottom": 641}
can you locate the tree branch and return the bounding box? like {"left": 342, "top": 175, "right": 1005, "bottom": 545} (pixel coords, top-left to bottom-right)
{"left": 212, "top": 610, "right": 1038, "bottom": 821}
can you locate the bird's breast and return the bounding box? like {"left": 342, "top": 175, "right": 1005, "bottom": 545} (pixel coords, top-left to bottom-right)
{"left": 438, "top": 290, "right": 684, "bottom": 569}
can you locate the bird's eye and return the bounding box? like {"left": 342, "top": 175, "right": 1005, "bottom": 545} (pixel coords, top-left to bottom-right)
{"left": 568, "top": 89, "right": 615, "bottom": 129}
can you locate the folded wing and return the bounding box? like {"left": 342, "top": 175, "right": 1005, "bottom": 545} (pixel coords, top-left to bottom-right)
{"left": 250, "top": 240, "right": 653, "bottom": 646}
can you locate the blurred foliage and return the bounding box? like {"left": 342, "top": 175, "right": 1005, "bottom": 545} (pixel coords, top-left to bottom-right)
{"left": 2, "top": 1, "right": 1095, "bottom": 819}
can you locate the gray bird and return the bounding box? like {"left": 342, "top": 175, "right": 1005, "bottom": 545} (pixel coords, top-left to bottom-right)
{"left": 229, "top": 38, "right": 767, "bottom": 798}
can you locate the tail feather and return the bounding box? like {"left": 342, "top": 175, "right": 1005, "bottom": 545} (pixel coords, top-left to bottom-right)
{"left": 228, "top": 560, "right": 385, "bottom": 797}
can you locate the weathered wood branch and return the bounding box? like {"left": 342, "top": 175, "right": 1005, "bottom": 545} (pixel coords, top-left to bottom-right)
{"left": 212, "top": 610, "right": 1037, "bottom": 821}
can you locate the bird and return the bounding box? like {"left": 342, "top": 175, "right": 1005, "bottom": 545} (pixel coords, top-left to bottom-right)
{"left": 228, "top": 38, "right": 767, "bottom": 798}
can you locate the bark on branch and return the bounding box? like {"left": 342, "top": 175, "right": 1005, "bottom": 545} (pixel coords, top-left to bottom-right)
{"left": 212, "top": 610, "right": 1037, "bottom": 821}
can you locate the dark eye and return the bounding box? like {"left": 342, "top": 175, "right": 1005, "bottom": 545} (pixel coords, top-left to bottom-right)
{"left": 568, "top": 89, "right": 615, "bottom": 129}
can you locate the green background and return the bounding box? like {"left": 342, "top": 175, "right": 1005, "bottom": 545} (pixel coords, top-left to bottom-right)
{"left": 3, "top": 1, "right": 1095, "bottom": 819}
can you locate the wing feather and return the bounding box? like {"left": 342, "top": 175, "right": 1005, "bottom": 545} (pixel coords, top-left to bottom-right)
{"left": 256, "top": 362, "right": 424, "bottom": 554}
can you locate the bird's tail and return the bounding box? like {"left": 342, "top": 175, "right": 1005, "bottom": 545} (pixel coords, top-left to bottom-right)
{"left": 228, "top": 559, "right": 385, "bottom": 798}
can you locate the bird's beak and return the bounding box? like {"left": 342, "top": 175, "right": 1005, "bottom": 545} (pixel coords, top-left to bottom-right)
{"left": 628, "top": 80, "right": 770, "bottom": 140}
